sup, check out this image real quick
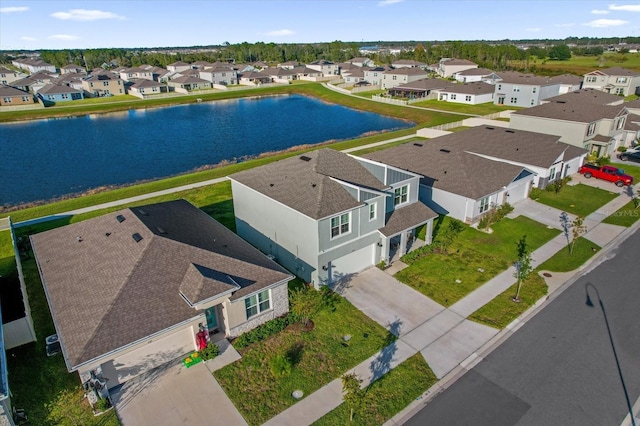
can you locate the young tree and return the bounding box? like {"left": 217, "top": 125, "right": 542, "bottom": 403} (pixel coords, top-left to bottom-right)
{"left": 559, "top": 211, "right": 571, "bottom": 250}
{"left": 437, "top": 218, "right": 465, "bottom": 253}
{"left": 513, "top": 235, "right": 533, "bottom": 302}
{"left": 570, "top": 216, "right": 587, "bottom": 254}
{"left": 342, "top": 373, "right": 367, "bottom": 422}
{"left": 289, "top": 286, "right": 322, "bottom": 326}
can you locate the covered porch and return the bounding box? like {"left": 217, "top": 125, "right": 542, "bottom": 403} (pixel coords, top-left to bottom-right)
{"left": 378, "top": 202, "right": 437, "bottom": 265}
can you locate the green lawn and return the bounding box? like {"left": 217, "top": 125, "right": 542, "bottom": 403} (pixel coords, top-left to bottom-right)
{"left": 612, "top": 162, "right": 640, "bottom": 183}
{"left": 536, "top": 237, "right": 601, "bottom": 272}
{"left": 395, "top": 216, "right": 559, "bottom": 306}
{"left": 0, "top": 230, "right": 14, "bottom": 277}
{"left": 532, "top": 184, "right": 618, "bottom": 217}
{"left": 312, "top": 353, "right": 437, "bottom": 426}
{"left": 602, "top": 199, "right": 640, "bottom": 226}
{"left": 213, "top": 297, "right": 393, "bottom": 426}
{"left": 525, "top": 53, "right": 640, "bottom": 75}
{"left": 468, "top": 274, "right": 548, "bottom": 329}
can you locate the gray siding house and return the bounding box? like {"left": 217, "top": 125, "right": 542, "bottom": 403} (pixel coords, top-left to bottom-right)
{"left": 582, "top": 67, "right": 640, "bottom": 96}
{"left": 494, "top": 72, "right": 582, "bottom": 107}
{"left": 31, "top": 200, "right": 293, "bottom": 389}
{"left": 230, "top": 149, "right": 437, "bottom": 286}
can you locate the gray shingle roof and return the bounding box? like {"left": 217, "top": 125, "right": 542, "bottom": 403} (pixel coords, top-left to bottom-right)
{"left": 584, "top": 67, "right": 640, "bottom": 77}
{"left": 511, "top": 99, "right": 627, "bottom": 123}
{"left": 439, "top": 82, "right": 495, "bottom": 95}
{"left": 230, "top": 149, "right": 388, "bottom": 220}
{"left": 455, "top": 68, "right": 496, "bottom": 76}
{"left": 37, "top": 84, "right": 82, "bottom": 95}
{"left": 543, "top": 88, "right": 624, "bottom": 105}
{"left": 30, "top": 199, "right": 292, "bottom": 369}
{"left": 379, "top": 202, "right": 438, "bottom": 237}
{"left": 364, "top": 138, "right": 527, "bottom": 200}
{"left": 391, "top": 78, "right": 456, "bottom": 91}
{"left": 0, "top": 85, "right": 30, "bottom": 97}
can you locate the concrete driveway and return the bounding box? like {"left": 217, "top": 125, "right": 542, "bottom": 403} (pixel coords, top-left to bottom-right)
{"left": 112, "top": 340, "right": 246, "bottom": 426}
{"left": 336, "top": 267, "right": 446, "bottom": 337}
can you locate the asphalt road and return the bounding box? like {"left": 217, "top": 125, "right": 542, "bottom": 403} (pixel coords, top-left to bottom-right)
{"left": 405, "top": 230, "right": 640, "bottom": 426}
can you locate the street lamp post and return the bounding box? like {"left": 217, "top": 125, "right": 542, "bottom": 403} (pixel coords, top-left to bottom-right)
{"left": 585, "top": 282, "right": 637, "bottom": 426}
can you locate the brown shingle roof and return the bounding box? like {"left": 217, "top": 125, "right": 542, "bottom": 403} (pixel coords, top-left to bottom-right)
{"left": 364, "top": 139, "right": 526, "bottom": 200}
{"left": 379, "top": 202, "right": 438, "bottom": 237}
{"left": 439, "top": 82, "right": 495, "bottom": 95}
{"left": 544, "top": 88, "right": 623, "bottom": 105}
{"left": 511, "top": 100, "right": 627, "bottom": 123}
{"left": 230, "top": 149, "right": 388, "bottom": 220}
{"left": 584, "top": 67, "right": 640, "bottom": 77}
{"left": 392, "top": 78, "right": 456, "bottom": 91}
{"left": 31, "top": 200, "right": 292, "bottom": 369}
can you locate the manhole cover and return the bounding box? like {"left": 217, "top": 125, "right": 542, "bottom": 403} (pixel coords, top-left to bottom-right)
{"left": 292, "top": 390, "right": 304, "bottom": 399}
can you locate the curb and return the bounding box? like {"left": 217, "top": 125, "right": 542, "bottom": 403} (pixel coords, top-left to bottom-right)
{"left": 385, "top": 216, "right": 640, "bottom": 426}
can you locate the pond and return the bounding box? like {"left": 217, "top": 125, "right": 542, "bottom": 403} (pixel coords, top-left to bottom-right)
{"left": 0, "top": 94, "right": 412, "bottom": 207}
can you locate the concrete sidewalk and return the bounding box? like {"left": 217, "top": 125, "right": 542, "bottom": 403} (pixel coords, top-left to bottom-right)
{"left": 264, "top": 190, "right": 638, "bottom": 426}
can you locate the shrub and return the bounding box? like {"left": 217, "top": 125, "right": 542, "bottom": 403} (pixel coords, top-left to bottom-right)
{"left": 401, "top": 244, "right": 434, "bottom": 263}
{"left": 233, "top": 313, "right": 298, "bottom": 349}
{"left": 530, "top": 187, "right": 542, "bottom": 199}
{"left": 269, "top": 354, "right": 292, "bottom": 377}
{"left": 596, "top": 155, "right": 611, "bottom": 166}
{"left": 200, "top": 342, "right": 220, "bottom": 360}
{"left": 478, "top": 214, "right": 490, "bottom": 230}
{"left": 618, "top": 146, "right": 628, "bottom": 153}
{"left": 94, "top": 397, "right": 111, "bottom": 412}
{"left": 478, "top": 202, "right": 513, "bottom": 230}
{"left": 376, "top": 260, "right": 387, "bottom": 270}
{"left": 290, "top": 285, "right": 324, "bottom": 326}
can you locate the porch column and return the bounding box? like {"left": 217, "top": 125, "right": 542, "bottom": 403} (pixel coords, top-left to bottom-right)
{"left": 426, "top": 221, "right": 433, "bottom": 245}
{"left": 400, "top": 232, "right": 408, "bottom": 256}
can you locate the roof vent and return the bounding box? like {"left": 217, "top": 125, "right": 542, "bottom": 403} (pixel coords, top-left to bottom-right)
{"left": 116, "top": 215, "right": 125, "bottom": 223}
{"left": 556, "top": 100, "right": 566, "bottom": 104}
{"left": 485, "top": 126, "right": 495, "bottom": 130}
{"left": 76, "top": 236, "right": 83, "bottom": 243}
{"left": 269, "top": 183, "right": 274, "bottom": 187}
{"left": 132, "top": 233, "right": 143, "bottom": 243}
{"left": 157, "top": 227, "right": 167, "bottom": 234}
{"left": 312, "top": 183, "right": 317, "bottom": 188}
{"left": 413, "top": 143, "right": 423, "bottom": 147}
{"left": 505, "top": 129, "right": 515, "bottom": 133}
{"left": 105, "top": 232, "right": 111, "bottom": 237}
{"left": 439, "top": 148, "right": 450, "bottom": 153}
{"left": 300, "top": 155, "right": 311, "bottom": 162}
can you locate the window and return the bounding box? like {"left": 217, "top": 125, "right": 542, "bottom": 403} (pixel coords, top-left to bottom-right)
{"left": 3, "top": 97, "right": 10, "bottom": 103}
{"left": 587, "top": 122, "right": 596, "bottom": 136}
{"left": 549, "top": 166, "right": 557, "bottom": 181}
{"left": 513, "top": 86, "right": 520, "bottom": 92}
{"left": 330, "top": 213, "right": 350, "bottom": 238}
{"left": 22, "top": 96, "right": 29, "bottom": 102}
{"left": 245, "top": 289, "right": 270, "bottom": 318}
{"left": 392, "top": 75, "right": 397, "bottom": 80}
{"left": 532, "top": 87, "right": 537, "bottom": 93}
{"left": 510, "top": 97, "right": 518, "bottom": 104}
{"left": 530, "top": 99, "right": 535, "bottom": 106}
{"left": 451, "top": 94, "right": 457, "bottom": 100}
{"left": 103, "top": 81, "right": 109, "bottom": 87}
{"left": 615, "top": 87, "right": 624, "bottom": 95}
{"left": 394, "top": 185, "right": 408, "bottom": 206}
{"left": 480, "top": 196, "right": 490, "bottom": 213}
{"left": 465, "top": 95, "right": 472, "bottom": 102}
{"left": 617, "top": 117, "right": 626, "bottom": 129}
{"left": 369, "top": 203, "right": 376, "bottom": 221}
{"left": 616, "top": 77, "right": 628, "bottom": 84}
{"left": 497, "top": 84, "right": 502, "bottom": 91}
{"left": 586, "top": 76, "right": 597, "bottom": 83}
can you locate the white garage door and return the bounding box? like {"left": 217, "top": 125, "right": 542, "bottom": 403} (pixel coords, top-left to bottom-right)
{"left": 507, "top": 179, "right": 531, "bottom": 203}
{"left": 329, "top": 244, "right": 375, "bottom": 285}
{"left": 101, "top": 326, "right": 196, "bottom": 388}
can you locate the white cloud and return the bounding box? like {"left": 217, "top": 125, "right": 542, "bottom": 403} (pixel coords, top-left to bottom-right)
{"left": 555, "top": 23, "right": 576, "bottom": 27}
{"left": 264, "top": 29, "right": 294, "bottom": 37}
{"left": 378, "top": 0, "right": 404, "bottom": 6}
{"left": 21, "top": 36, "right": 37, "bottom": 41}
{"left": 51, "top": 9, "right": 126, "bottom": 21}
{"left": 583, "top": 18, "right": 629, "bottom": 27}
{"left": 48, "top": 34, "right": 80, "bottom": 41}
{"left": 609, "top": 4, "right": 640, "bottom": 12}
{"left": 0, "top": 6, "right": 29, "bottom": 13}
{"left": 591, "top": 9, "right": 610, "bottom": 14}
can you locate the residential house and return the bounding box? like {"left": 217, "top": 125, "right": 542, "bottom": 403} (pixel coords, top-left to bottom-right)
{"left": 230, "top": 149, "right": 437, "bottom": 286}
{"left": 11, "top": 58, "right": 56, "bottom": 74}
{"left": 199, "top": 66, "right": 238, "bottom": 85}
{"left": 0, "top": 85, "right": 34, "bottom": 106}
{"left": 127, "top": 79, "right": 167, "bottom": 97}
{"left": 387, "top": 78, "right": 456, "bottom": 99}
{"left": 144, "top": 65, "right": 171, "bottom": 83}
{"left": 454, "top": 68, "right": 501, "bottom": 84}
{"left": 391, "top": 59, "right": 427, "bottom": 69}
{"left": 363, "top": 66, "right": 391, "bottom": 87}
{"left": 167, "top": 61, "right": 191, "bottom": 74}
{"left": 541, "top": 88, "right": 625, "bottom": 106}
{"left": 238, "top": 71, "right": 272, "bottom": 86}
{"left": 306, "top": 60, "right": 339, "bottom": 76}
{"left": 582, "top": 67, "right": 640, "bottom": 96}
{"left": 437, "top": 82, "right": 495, "bottom": 104}
{"left": 292, "top": 66, "right": 324, "bottom": 81}
{"left": 509, "top": 96, "right": 631, "bottom": 156}
{"left": 341, "top": 68, "right": 367, "bottom": 86}
{"left": 119, "top": 66, "right": 154, "bottom": 82}
{"left": 258, "top": 67, "right": 297, "bottom": 83}
{"left": 10, "top": 71, "right": 57, "bottom": 93}
{"left": 364, "top": 134, "right": 536, "bottom": 224}
{"left": 277, "top": 61, "right": 299, "bottom": 69}
{"left": 81, "top": 71, "right": 125, "bottom": 97}
{"left": 437, "top": 58, "right": 478, "bottom": 78}
{"left": 0, "top": 66, "right": 27, "bottom": 85}
{"left": 52, "top": 73, "right": 86, "bottom": 91}
{"left": 35, "top": 84, "right": 84, "bottom": 102}
{"left": 348, "top": 57, "right": 375, "bottom": 68}
{"left": 30, "top": 200, "right": 293, "bottom": 389}
{"left": 494, "top": 72, "right": 582, "bottom": 107}
{"left": 381, "top": 67, "right": 429, "bottom": 90}
{"left": 168, "top": 75, "right": 212, "bottom": 92}
{"left": 60, "top": 64, "right": 86, "bottom": 75}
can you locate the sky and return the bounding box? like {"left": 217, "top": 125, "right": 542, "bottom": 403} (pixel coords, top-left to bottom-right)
{"left": 0, "top": 0, "right": 639, "bottom": 50}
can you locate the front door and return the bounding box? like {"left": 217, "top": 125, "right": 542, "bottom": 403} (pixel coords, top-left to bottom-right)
{"left": 497, "top": 96, "right": 505, "bottom": 105}
{"left": 205, "top": 307, "right": 218, "bottom": 333}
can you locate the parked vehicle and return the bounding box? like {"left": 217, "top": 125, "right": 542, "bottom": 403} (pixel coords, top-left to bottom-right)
{"left": 617, "top": 151, "right": 640, "bottom": 163}
{"left": 578, "top": 164, "right": 633, "bottom": 187}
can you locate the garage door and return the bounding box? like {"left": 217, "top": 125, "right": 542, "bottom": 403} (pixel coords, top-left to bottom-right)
{"left": 101, "top": 326, "right": 196, "bottom": 388}
{"left": 329, "top": 244, "right": 375, "bottom": 285}
{"left": 507, "top": 179, "right": 530, "bottom": 203}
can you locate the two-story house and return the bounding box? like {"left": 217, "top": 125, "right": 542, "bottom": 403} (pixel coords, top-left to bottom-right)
{"left": 11, "top": 58, "right": 56, "bottom": 74}
{"left": 363, "top": 66, "right": 391, "bottom": 87}
{"left": 391, "top": 59, "right": 427, "bottom": 69}
{"left": 582, "top": 67, "right": 640, "bottom": 96}
{"left": 306, "top": 60, "right": 339, "bottom": 77}
{"left": 509, "top": 94, "right": 631, "bottom": 156}
{"left": 60, "top": 64, "right": 86, "bottom": 75}
{"left": 199, "top": 66, "right": 239, "bottom": 85}
{"left": 229, "top": 149, "right": 437, "bottom": 286}
{"left": 119, "top": 66, "right": 154, "bottom": 82}
{"left": 0, "top": 66, "right": 27, "bottom": 85}
{"left": 453, "top": 68, "right": 501, "bottom": 84}
{"left": 348, "top": 57, "right": 375, "bottom": 68}
{"left": 81, "top": 71, "right": 125, "bottom": 97}
{"left": 436, "top": 58, "right": 478, "bottom": 78}
{"left": 381, "top": 67, "right": 429, "bottom": 90}
{"left": 494, "top": 72, "right": 582, "bottom": 107}
{"left": 167, "top": 61, "right": 192, "bottom": 74}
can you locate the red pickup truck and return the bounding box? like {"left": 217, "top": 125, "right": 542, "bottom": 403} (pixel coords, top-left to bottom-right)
{"left": 578, "top": 164, "right": 633, "bottom": 187}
